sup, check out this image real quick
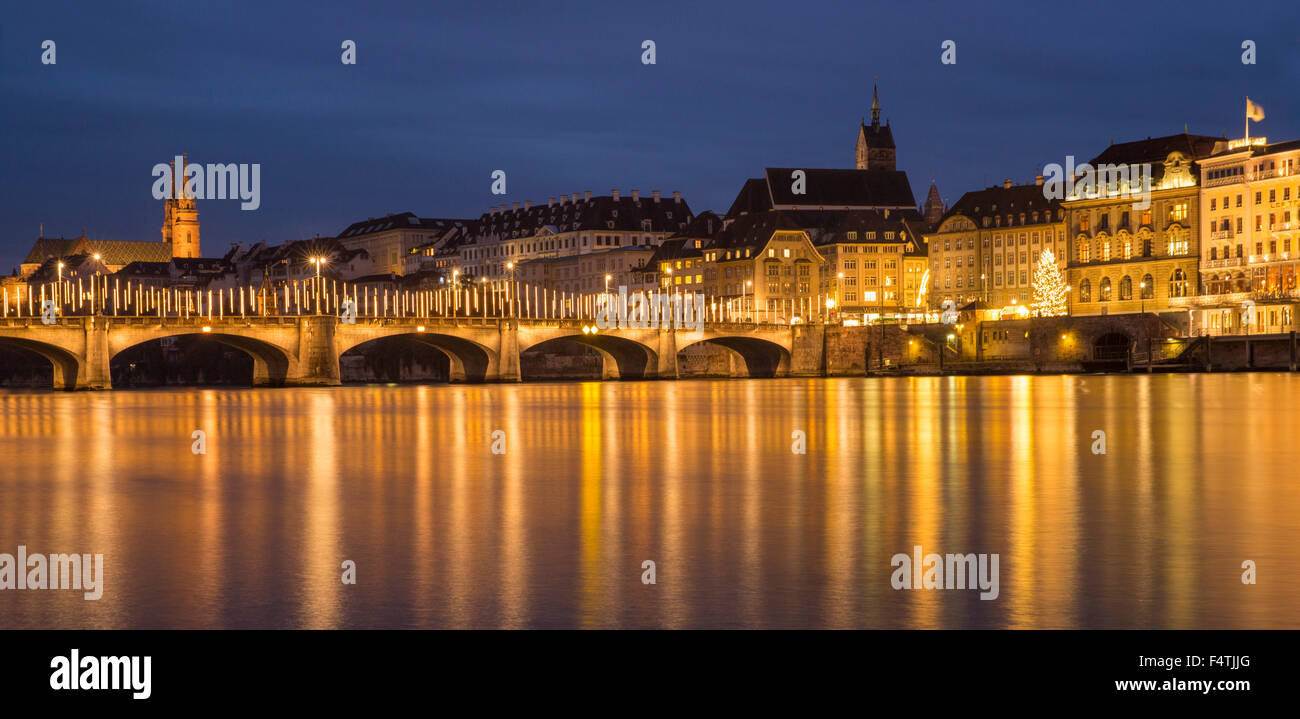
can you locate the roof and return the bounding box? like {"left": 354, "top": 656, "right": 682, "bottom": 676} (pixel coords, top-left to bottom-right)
{"left": 646, "top": 238, "right": 702, "bottom": 266}
{"left": 710, "top": 208, "right": 924, "bottom": 253}
{"left": 1204, "top": 137, "right": 1300, "bottom": 161}
{"left": 337, "top": 212, "right": 474, "bottom": 238}
{"left": 858, "top": 121, "right": 895, "bottom": 150}
{"left": 940, "top": 183, "right": 1063, "bottom": 226}
{"left": 23, "top": 236, "right": 173, "bottom": 266}
{"left": 1089, "top": 133, "right": 1222, "bottom": 167}
{"left": 669, "top": 210, "right": 723, "bottom": 240}
{"left": 726, "top": 169, "right": 916, "bottom": 217}
{"left": 466, "top": 192, "right": 693, "bottom": 245}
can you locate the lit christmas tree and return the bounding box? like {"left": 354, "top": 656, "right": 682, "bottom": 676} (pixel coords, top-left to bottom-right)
{"left": 1031, "top": 248, "right": 1068, "bottom": 317}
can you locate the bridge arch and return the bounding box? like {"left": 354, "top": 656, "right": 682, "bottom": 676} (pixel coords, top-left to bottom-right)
{"left": 520, "top": 334, "right": 658, "bottom": 380}
{"left": 110, "top": 331, "right": 294, "bottom": 387}
{"left": 679, "top": 336, "right": 790, "bottom": 378}
{"left": 337, "top": 331, "right": 497, "bottom": 383}
{"left": 0, "top": 336, "right": 85, "bottom": 390}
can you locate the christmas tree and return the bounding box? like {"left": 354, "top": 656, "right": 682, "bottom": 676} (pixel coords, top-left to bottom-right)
{"left": 1031, "top": 248, "right": 1068, "bottom": 317}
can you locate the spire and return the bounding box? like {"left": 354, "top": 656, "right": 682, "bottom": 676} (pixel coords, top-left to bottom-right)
{"left": 870, "top": 77, "right": 881, "bottom": 128}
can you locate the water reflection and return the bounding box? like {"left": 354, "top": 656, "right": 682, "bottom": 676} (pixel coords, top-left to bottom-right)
{"left": 0, "top": 375, "right": 1296, "bottom": 629}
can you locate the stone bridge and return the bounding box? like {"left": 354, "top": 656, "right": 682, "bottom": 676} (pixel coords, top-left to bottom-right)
{"left": 0, "top": 316, "right": 825, "bottom": 389}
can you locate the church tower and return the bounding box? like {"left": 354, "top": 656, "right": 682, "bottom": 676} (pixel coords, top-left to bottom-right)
{"left": 922, "top": 182, "right": 944, "bottom": 224}
{"left": 162, "top": 153, "right": 201, "bottom": 258}
{"left": 855, "top": 83, "right": 896, "bottom": 171}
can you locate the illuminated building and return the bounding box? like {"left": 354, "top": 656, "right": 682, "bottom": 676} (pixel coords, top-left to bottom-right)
{"left": 335, "top": 213, "right": 473, "bottom": 278}
{"left": 1182, "top": 135, "right": 1300, "bottom": 334}
{"left": 924, "top": 178, "right": 1067, "bottom": 310}
{"left": 452, "top": 190, "right": 693, "bottom": 288}
{"left": 1064, "top": 133, "right": 1220, "bottom": 315}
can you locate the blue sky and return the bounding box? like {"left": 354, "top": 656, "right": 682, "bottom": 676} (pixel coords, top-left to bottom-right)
{"left": 1, "top": 0, "right": 1295, "bottom": 270}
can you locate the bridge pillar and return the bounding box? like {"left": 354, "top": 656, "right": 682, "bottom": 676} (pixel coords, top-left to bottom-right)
{"left": 77, "top": 319, "right": 112, "bottom": 390}
{"left": 654, "top": 330, "right": 679, "bottom": 379}
{"left": 789, "top": 324, "right": 825, "bottom": 376}
{"left": 491, "top": 321, "right": 521, "bottom": 382}
{"left": 285, "top": 316, "right": 341, "bottom": 386}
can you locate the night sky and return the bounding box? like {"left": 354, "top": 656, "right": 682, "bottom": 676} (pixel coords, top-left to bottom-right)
{"left": 1, "top": 0, "right": 1295, "bottom": 271}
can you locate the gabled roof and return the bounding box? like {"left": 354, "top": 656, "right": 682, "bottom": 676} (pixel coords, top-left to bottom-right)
{"left": 726, "top": 169, "right": 916, "bottom": 217}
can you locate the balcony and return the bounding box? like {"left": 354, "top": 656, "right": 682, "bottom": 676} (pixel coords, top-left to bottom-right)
{"left": 1172, "top": 289, "right": 1300, "bottom": 308}
{"left": 1209, "top": 230, "right": 1234, "bottom": 240}
{"left": 1204, "top": 174, "right": 1244, "bottom": 188}
{"left": 1203, "top": 256, "right": 1245, "bottom": 269}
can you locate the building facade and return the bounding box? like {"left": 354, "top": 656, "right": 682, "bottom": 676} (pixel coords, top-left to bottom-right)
{"left": 335, "top": 213, "right": 473, "bottom": 278}
{"left": 1182, "top": 136, "right": 1300, "bottom": 334}
{"left": 1065, "top": 133, "right": 1220, "bottom": 316}
{"left": 455, "top": 190, "right": 692, "bottom": 287}
{"left": 925, "top": 178, "right": 1067, "bottom": 311}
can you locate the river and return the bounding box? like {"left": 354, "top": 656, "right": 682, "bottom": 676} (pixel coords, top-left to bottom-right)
{"left": 0, "top": 375, "right": 1296, "bottom": 628}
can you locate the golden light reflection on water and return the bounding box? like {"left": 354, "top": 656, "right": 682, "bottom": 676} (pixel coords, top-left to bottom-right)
{"left": 1, "top": 375, "right": 1298, "bottom": 629}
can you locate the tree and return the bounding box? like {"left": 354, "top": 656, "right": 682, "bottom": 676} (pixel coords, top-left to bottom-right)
{"left": 1031, "top": 248, "right": 1068, "bottom": 317}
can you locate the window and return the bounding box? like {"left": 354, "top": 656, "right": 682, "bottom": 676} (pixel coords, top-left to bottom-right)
{"left": 1079, "top": 279, "right": 1091, "bottom": 303}
{"left": 1119, "top": 275, "right": 1132, "bottom": 300}
{"left": 1169, "top": 269, "right": 1188, "bottom": 298}
{"left": 1141, "top": 275, "right": 1153, "bottom": 299}
{"left": 1100, "top": 277, "right": 1112, "bottom": 302}
{"left": 1170, "top": 203, "right": 1188, "bottom": 222}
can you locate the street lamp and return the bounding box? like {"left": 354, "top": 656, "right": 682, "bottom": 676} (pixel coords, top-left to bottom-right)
{"left": 452, "top": 269, "right": 460, "bottom": 315}
{"left": 310, "top": 256, "right": 326, "bottom": 314}
{"left": 57, "top": 261, "right": 64, "bottom": 308}
{"left": 1139, "top": 281, "right": 1145, "bottom": 314}
{"left": 506, "top": 262, "right": 515, "bottom": 317}
{"left": 981, "top": 273, "right": 987, "bottom": 303}
{"left": 744, "top": 279, "right": 753, "bottom": 322}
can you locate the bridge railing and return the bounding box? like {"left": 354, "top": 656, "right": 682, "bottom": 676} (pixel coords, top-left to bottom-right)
{"left": 2, "top": 277, "right": 844, "bottom": 329}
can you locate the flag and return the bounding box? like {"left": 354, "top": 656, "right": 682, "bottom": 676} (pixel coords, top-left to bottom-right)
{"left": 1247, "top": 97, "right": 1266, "bottom": 122}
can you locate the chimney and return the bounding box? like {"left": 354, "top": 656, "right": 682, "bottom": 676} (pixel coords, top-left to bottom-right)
{"left": 652, "top": 190, "right": 661, "bottom": 202}
{"left": 1035, "top": 175, "right": 1044, "bottom": 186}
{"left": 673, "top": 191, "right": 681, "bottom": 203}
{"left": 611, "top": 189, "right": 620, "bottom": 200}
{"left": 512, "top": 202, "right": 520, "bottom": 211}
{"left": 524, "top": 200, "right": 532, "bottom": 210}
{"left": 548, "top": 197, "right": 555, "bottom": 207}
{"left": 584, "top": 191, "right": 592, "bottom": 201}
{"left": 631, "top": 189, "right": 639, "bottom": 202}
{"left": 570, "top": 193, "right": 579, "bottom": 203}
{"left": 1003, "top": 178, "right": 1013, "bottom": 189}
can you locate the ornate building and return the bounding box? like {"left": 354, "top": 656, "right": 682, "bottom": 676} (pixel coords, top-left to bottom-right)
{"left": 1183, "top": 135, "right": 1300, "bottom": 334}
{"left": 924, "top": 177, "right": 1067, "bottom": 310}
{"left": 1065, "top": 133, "right": 1220, "bottom": 316}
